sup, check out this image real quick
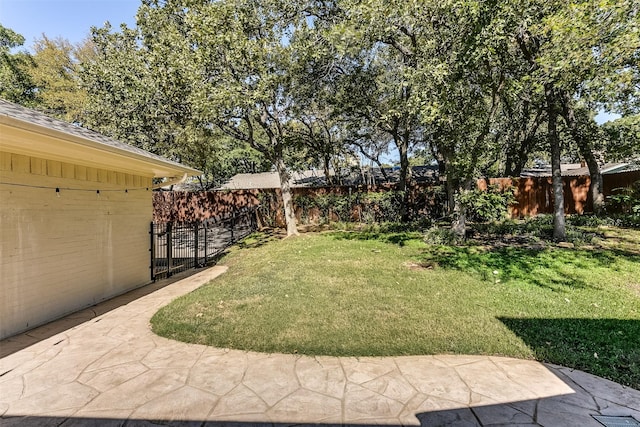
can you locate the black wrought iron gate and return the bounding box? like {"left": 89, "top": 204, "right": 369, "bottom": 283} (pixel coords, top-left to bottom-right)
{"left": 150, "top": 208, "right": 258, "bottom": 280}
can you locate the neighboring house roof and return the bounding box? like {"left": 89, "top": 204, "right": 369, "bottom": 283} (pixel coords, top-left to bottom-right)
{"left": 219, "top": 165, "right": 440, "bottom": 190}
{"left": 0, "top": 99, "right": 201, "bottom": 179}
{"left": 520, "top": 162, "right": 639, "bottom": 178}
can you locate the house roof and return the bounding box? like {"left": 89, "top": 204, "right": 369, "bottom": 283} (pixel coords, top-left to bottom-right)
{"left": 0, "top": 99, "right": 201, "bottom": 179}
{"left": 520, "top": 162, "right": 638, "bottom": 178}
{"left": 219, "top": 165, "right": 440, "bottom": 190}
{"left": 220, "top": 161, "right": 640, "bottom": 190}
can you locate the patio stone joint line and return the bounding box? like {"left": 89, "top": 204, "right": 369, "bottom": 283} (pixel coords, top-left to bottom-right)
{"left": 532, "top": 397, "right": 541, "bottom": 424}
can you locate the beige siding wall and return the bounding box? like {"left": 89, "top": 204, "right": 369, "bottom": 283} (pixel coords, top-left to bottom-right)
{"left": 0, "top": 151, "right": 154, "bottom": 339}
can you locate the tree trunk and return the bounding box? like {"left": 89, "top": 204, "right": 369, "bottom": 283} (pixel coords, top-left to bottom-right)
{"left": 397, "top": 138, "right": 411, "bottom": 192}
{"left": 546, "top": 84, "right": 566, "bottom": 242}
{"left": 394, "top": 131, "right": 411, "bottom": 221}
{"left": 399, "top": 142, "right": 411, "bottom": 221}
{"left": 446, "top": 174, "right": 456, "bottom": 217}
{"left": 559, "top": 92, "right": 604, "bottom": 215}
{"left": 587, "top": 158, "right": 605, "bottom": 215}
{"left": 444, "top": 157, "right": 468, "bottom": 238}
{"left": 442, "top": 150, "right": 455, "bottom": 217}
{"left": 323, "top": 154, "right": 333, "bottom": 186}
{"left": 275, "top": 156, "right": 299, "bottom": 236}
{"left": 451, "top": 179, "right": 474, "bottom": 239}
{"left": 451, "top": 191, "right": 466, "bottom": 238}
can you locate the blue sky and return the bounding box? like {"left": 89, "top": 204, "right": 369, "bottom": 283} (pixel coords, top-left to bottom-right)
{"left": 0, "top": 0, "right": 139, "bottom": 49}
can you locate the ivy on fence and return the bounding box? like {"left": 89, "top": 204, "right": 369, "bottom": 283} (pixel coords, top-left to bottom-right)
{"left": 283, "top": 186, "right": 447, "bottom": 225}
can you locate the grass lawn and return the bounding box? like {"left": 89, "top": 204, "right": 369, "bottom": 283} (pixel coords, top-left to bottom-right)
{"left": 151, "top": 225, "right": 640, "bottom": 389}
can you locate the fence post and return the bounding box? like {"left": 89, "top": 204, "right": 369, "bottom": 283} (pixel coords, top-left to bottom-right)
{"left": 193, "top": 222, "right": 199, "bottom": 268}
{"left": 150, "top": 222, "right": 155, "bottom": 281}
{"left": 167, "top": 222, "right": 173, "bottom": 277}
{"left": 230, "top": 214, "right": 235, "bottom": 242}
{"left": 204, "top": 223, "right": 208, "bottom": 265}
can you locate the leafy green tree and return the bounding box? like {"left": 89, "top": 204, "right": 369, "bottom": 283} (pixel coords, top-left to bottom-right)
{"left": 405, "top": 1, "right": 515, "bottom": 235}
{"left": 0, "top": 24, "right": 36, "bottom": 105}
{"left": 602, "top": 115, "right": 640, "bottom": 161}
{"left": 511, "top": 0, "right": 640, "bottom": 236}
{"left": 287, "top": 113, "right": 349, "bottom": 185}
{"left": 27, "top": 36, "right": 91, "bottom": 123}
{"left": 283, "top": 19, "right": 355, "bottom": 185}
{"left": 326, "top": 0, "right": 424, "bottom": 193}
{"left": 72, "top": 0, "right": 639, "bottom": 238}
{"left": 81, "top": 23, "right": 160, "bottom": 152}
{"left": 135, "top": 0, "right": 341, "bottom": 235}
{"left": 82, "top": 21, "right": 224, "bottom": 188}
{"left": 512, "top": 1, "right": 571, "bottom": 240}
{"left": 179, "top": 129, "right": 270, "bottom": 189}
{"left": 542, "top": 0, "right": 639, "bottom": 215}
{"left": 499, "top": 83, "right": 547, "bottom": 178}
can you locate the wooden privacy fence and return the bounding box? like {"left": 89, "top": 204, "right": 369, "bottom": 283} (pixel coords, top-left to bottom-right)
{"left": 153, "top": 189, "right": 260, "bottom": 223}
{"left": 479, "top": 170, "right": 640, "bottom": 217}
{"left": 152, "top": 170, "right": 640, "bottom": 225}
{"left": 154, "top": 184, "right": 446, "bottom": 226}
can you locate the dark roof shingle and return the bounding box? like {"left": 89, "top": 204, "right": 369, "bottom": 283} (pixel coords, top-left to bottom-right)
{"left": 0, "top": 98, "right": 194, "bottom": 172}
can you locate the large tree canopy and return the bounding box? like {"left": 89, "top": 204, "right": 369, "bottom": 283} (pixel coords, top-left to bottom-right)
{"left": 0, "top": 24, "right": 36, "bottom": 105}
{"left": 2, "top": 0, "right": 638, "bottom": 238}
{"left": 27, "top": 35, "right": 91, "bottom": 123}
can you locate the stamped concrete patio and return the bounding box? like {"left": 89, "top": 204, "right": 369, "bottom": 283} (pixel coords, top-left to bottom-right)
{"left": 1, "top": 266, "right": 639, "bottom": 426}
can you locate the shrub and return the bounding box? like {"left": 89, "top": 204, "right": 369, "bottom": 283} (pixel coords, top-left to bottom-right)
{"left": 288, "top": 187, "right": 446, "bottom": 226}
{"left": 361, "top": 191, "right": 405, "bottom": 223}
{"left": 313, "top": 193, "right": 334, "bottom": 223}
{"left": 409, "top": 185, "right": 448, "bottom": 221}
{"left": 565, "top": 228, "right": 598, "bottom": 246}
{"left": 567, "top": 214, "right": 608, "bottom": 227}
{"left": 521, "top": 214, "right": 554, "bottom": 235}
{"left": 600, "top": 214, "right": 640, "bottom": 228}
{"left": 331, "top": 193, "right": 355, "bottom": 222}
{"left": 473, "top": 219, "right": 522, "bottom": 236}
{"left": 456, "top": 185, "right": 516, "bottom": 223}
{"left": 424, "top": 226, "right": 464, "bottom": 245}
{"left": 607, "top": 180, "right": 640, "bottom": 215}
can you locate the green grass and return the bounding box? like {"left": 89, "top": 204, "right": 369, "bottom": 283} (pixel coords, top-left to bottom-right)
{"left": 151, "top": 226, "right": 640, "bottom": 389}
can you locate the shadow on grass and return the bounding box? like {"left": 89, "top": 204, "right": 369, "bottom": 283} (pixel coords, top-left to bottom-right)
{"left": 236, "top": 228, "right": 286, "bottom": 250}
{"left": 329, "top": 230, "right": 423, "bottom": 247}
{"left": 421, "top": 245, "right": 640, "bottom": 291}
{"left": 499, "top": 317, "right": 640, "bottom": 390}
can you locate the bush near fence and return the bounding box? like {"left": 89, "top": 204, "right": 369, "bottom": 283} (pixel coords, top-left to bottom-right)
{"left": 212, "top": 185, "right": 448, "bottom": 227}
{"left": 290, "top": 184, "right": 446, "bottom": 225}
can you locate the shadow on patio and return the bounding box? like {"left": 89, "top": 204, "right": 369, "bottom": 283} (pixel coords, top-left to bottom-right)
{"left": 0, "top": 269, "right": 208, "bottom": 359}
